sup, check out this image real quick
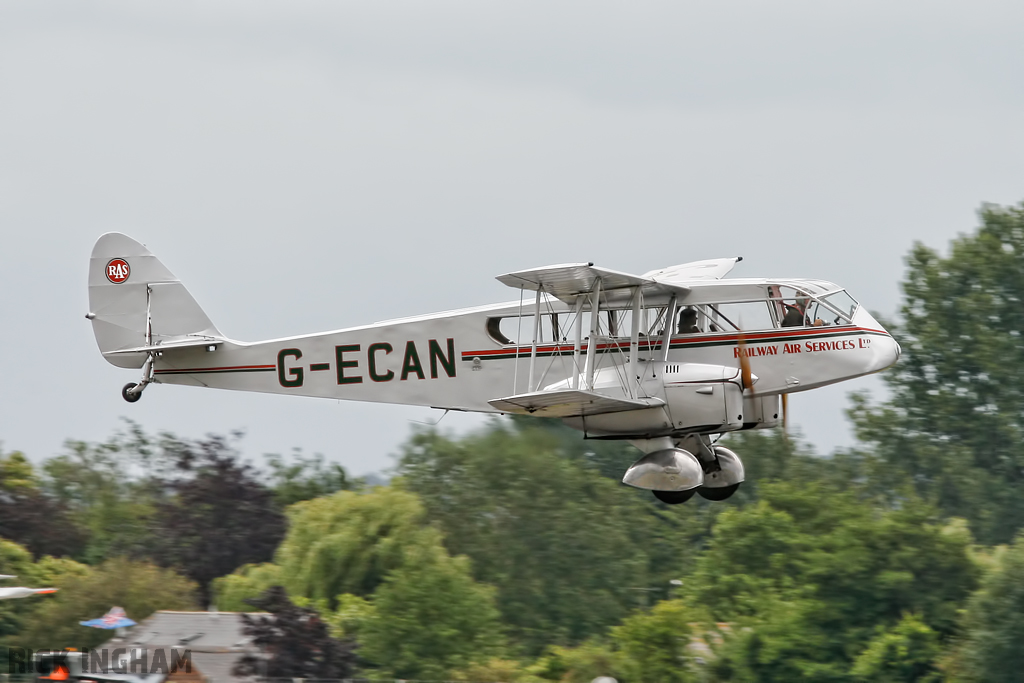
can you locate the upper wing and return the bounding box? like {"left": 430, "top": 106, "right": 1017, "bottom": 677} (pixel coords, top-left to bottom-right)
{"left": 495, "top": 263, "right": 690, "bottom": 304}
{"left": 642, "top": 257, "right": 743, "bottom": 283}
{"left": 488, "top": 389, "right": 664, "bottom": 418}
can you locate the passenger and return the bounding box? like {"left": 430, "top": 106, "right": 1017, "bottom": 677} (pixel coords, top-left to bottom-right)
{"left": 678, "top": 307, "right": 700, "bottom": 333}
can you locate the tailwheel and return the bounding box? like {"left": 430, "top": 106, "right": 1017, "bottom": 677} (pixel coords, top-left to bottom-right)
{"left": 122, "top": 383, "right": 143, "bottom": 403}
{"left": 697, "top": 483, "right": 741, "bottom": 501}
{"left": 653, "top": 489, "right": 697, "bottom": 505}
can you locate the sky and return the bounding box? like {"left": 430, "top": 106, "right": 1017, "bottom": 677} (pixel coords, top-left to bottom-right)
{"left": 2, "top": 1, "right": 1024, "bottom": 475}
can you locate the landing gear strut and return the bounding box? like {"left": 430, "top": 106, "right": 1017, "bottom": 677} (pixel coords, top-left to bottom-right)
{"left": 121, "top": 354, "right": 155, "bottom": 403}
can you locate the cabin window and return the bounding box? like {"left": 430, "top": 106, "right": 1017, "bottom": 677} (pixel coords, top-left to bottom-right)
{"left": 702, "top": 301, "right": 777, "bottom": 332}
{"left": 598, "top": 307, "right": 673, "bottom": 339}
{"left": 490, "top": 314, "right": 565, "bottom": 346}
{"left": 486, "top": 317, "right": 512, "bottom": 345}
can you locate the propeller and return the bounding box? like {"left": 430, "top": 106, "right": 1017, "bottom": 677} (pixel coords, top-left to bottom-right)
{"left": 736, "top": 331, "right": 788, "bottom": 438}
{"left": 781, "top": 393, "right": 789, "bottom": 436}
{"left": 736, "top": 332, "right": 754, "bottom": 391}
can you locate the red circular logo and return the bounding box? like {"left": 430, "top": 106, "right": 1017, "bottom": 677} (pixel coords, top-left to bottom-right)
{"left": 105, "top": 258, "right": 130, "bottom": 284}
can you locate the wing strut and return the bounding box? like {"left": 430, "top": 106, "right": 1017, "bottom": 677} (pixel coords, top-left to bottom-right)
{"left": 629, "top": 286, "right": 641, "bottom": 398}
{"left": 585, "top": 279, "right": 602, "bottom": 390}
{"left": 571, "top": 295, "right": 584, "bottom": 389}
{"left": 528, "top": 287, "right": 543, "bottom": 391}
{"left": 661, "top": 294, "right": 677, "bottom": 361}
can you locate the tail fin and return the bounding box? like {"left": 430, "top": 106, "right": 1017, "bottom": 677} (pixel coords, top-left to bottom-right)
{"left": 88, "top": 233, "right": 223, "bottom": 368}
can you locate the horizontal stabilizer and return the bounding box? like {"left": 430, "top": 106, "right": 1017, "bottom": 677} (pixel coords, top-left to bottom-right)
{"left": 489, "top": 389, "right": 664, "bottom": 418}
{"left": 104, "top": 338, "right": 225, "bottom": 356}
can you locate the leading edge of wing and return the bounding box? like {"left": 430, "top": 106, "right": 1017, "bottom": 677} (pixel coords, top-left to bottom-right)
{"left": 488, "top": 389, "right": 664, "bottom": 418}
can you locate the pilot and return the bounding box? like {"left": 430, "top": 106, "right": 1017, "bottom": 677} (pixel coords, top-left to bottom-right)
{"left": 782, "top": 294, "right": 826, "bottom": 327}
{"left": 782, "top": 295, "right": 809, "bottom": 327}
{"left": 678, "top": 307, "right": 700, "bottom": 334}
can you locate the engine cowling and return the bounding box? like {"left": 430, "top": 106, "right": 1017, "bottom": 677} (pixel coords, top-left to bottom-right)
{"left": 661, "top": 363, "right": 746, "bottom": 433}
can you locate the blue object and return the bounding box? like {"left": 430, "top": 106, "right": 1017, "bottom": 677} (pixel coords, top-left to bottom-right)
{"left": 80, "top": 606, "right": 136, "bottom": 629}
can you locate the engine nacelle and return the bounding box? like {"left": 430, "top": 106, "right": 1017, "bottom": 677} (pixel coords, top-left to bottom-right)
{"left": 622, "top": 448, "right": 704, "bottom": 492}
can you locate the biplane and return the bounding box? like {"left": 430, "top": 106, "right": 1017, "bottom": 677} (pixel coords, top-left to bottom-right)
{"left": 87, "top": 233, "right": 899, "bottom": 504}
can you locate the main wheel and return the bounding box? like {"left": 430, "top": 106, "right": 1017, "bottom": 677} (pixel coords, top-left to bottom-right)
{"left": 122, "top": 383, "right": 142, "bottom": 403}
{"left": 697, "top": 483, "right": 740, "bottom": 501}
{"left": 653, "top": 489, "right": 697, "bottom": 505}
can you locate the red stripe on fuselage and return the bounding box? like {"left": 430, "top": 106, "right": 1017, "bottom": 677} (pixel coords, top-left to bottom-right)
{"left": 461, "top": 326, "right": 890, "bottom": 359}
{"left": 154, "top": 364, "right": 276, "bottom": 374}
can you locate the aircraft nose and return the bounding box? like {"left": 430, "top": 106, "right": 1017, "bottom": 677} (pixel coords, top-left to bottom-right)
{"left": 875, "top": 335, "right": 900, "bottom": 372}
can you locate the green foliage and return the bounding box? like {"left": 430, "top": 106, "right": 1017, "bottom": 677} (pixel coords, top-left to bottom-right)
{"left": 451, "top": 657, "right": 545, "bottom": 683}
{"left": 12, "top": 557, "right": 197, "bottom": 651}
{"left": 535, "top": 640, "right": 619, "bottom": 683}
{"left": 689, "top": 482, "right": 977, "bottom": 680}
{"left": 850, "top": 614, "right": 941, "bottom": 683}
{"left": 712, "top": 594, "right": 848, "bottom": 683}
{"left": 276, "top": 487, "right": 439, "bottom": 604}
{"left": 266, "top": 449, "right": 358, "bottom": 506}
{"left": 45, "top": 423, "right": 170, "bottom": 562}
{"left": 397, "top": 420, "right": 674, "bottom": 654}
{"left": 357, "top": 540, "right": 504, "bottom": 680}
{"left": 0, "top": 450, "right": 85, "bottom": 559}
{"left": 611, "top": 599, "right": 701, "bottom": 683}
{"left": 212, "top": 562, "right": 282, "bottom": 612}
{"left": 851, "top": 201, "right": 1024, "bottom": 543}
{"left": 0, "top": 451, "right": 36, "bottom": 491}
{"left": 323, "top": 593, "right": 374, "bottom": 640}
{"left": 0, "top": 539, "right": 90, "bottom": 654}
{"left": 948, "top": 533, "right": 1024, "bottom": 682}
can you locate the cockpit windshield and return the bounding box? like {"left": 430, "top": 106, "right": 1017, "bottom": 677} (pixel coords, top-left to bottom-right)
{"left": 821, "top": 290, "right": 859, "bottom": 320}
{"left": 773, "top": 285, "right": 858, "bottom": 328}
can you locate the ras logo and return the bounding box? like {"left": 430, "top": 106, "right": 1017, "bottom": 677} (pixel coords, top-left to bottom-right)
{"left": 105, "top": 258, "right": 130, "bottom": 284}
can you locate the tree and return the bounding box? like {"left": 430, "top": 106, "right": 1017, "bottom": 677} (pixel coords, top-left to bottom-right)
{"left": 687, "top": 481, "right": 977, "bottom": 680}
{"left": 12, "top": 557, "right": 197, "bottom": 651}
{"left": 0, "top": 450, "right": 85, "bottom": 559}
{"left": 397, "top": 421, "right": 659, "bottom": 654}
{"left": 0, "top": 539, "right": 90, "bottom": 662}
{"left": 356, "top": 539, "right": 504, "bottom": 680}
{"left": 233, "top": 586, "right": 357, "bottom": 680}
{"left": 850, "top": 614, "right": 941, "bottom": 683}
{"left": 275, "top": 487, "right": 440, "bottom": 604}
{"left": 947, "top": 533, "right": 1024, "bottom": 682}
{"left": 265, "top": 449, "right": 357, "bottom": 506}
{"left": 155, "top": 433, "right": 286, "bottom": 606}
{"left": 44, "top": 422, "right": 173, "bottom": 562}
{"left": 851, "top": 201, "right": 1024, "bottom": 543}
{"left": 212, "top": 563, "right": 283, "bottom": 612}
{"left": 610, "top": 599, "right": 701, "bottom": 683}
